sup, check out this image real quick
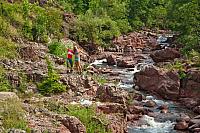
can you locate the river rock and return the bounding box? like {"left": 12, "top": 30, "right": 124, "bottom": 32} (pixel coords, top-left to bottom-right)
{"left": 133, "top": 93, "right": 145, "bottom": 101}
{"left": 61, "top": 115, "right": 86, "bottom": 133}
{"left": 116, "top": 57, "right": 137, "bottom": 68}
{"left": 106, "top": 55, "right": 117, "bottom": 65}
{"left": 144, "top": 100, "right": 157, "bottom": 107}
{"left": 150, "top": 48, "right": 181, "bottom": 63}
{"left": 126, "top": 114, "right": 141, "bottom": 121}
{"left": 183, "top": 69, "right": 200, "bottom": 98}
{"left": 179, "top": 98, "right": 199, "bottom": 109}
{"left": 134, "top": 66, "right": 180, "bottom": 100}
{"left": 174, "top": 120, "right": 188, "bottom": 130}
{"left": 128, "top": 105, "right": 145, "bottom": 115}
{"left": 189, "top": 119, "right": 200, "bottom": 126}
{"left": 176, "top": 114, "right": 191, "bottom": 123}
{"left": 193, "top": 106, "right": 200, "bottom": 114}
{"left": 95, "top": 85, "right": 128, "bottom": 104}
{"left": 157, "top": 104, "right": 169, "bottom": 110}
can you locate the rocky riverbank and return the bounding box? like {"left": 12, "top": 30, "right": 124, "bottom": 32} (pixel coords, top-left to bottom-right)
{"left": 1, "top": 30, "right": 200, "bottom": 133}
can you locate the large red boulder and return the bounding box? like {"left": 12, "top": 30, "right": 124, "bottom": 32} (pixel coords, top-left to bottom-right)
{"left": 134, "top": 66, "right": 180, "bottom": 100}
{"left": 150, "top": 48, "right": 181, "bottom": 63}
{"left": 183, "top": 69, "right": 200, "bottom": 98}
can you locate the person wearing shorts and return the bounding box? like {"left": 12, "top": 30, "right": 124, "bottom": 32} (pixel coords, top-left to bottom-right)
{"left": 73, "top": 46, "right": 82, "bottom": 73}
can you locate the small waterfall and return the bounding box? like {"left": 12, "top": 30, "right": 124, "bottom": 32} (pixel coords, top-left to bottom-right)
{"left": 128, "top": 115, "right": 175, "bottom": 133}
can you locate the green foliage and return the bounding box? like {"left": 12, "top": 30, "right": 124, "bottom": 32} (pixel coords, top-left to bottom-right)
{"left": 0, "top": 66, "right": 12, "bottom": 92}
{"left": 0, "top": 0, "right": 199, "bottom": 55}
{"left": 45, "top": 100, "right": 109, "bottom": 133}
{"left": 48, "top": 41, "right": 66, "bottom": 58}
{"left": 92, "top": 74, "right": 107, "bottom": 85}
{"left": 73, "top": 11, "right": 121, "bottom": 46}
{"left": 38, "top": 58, "right": 66, "bottom": 95}
{"left": 0, "top": 98, "right": 28, "bottom": 131}
{"left": 67, "top": 105, "right": 109, "bottom": 133}
{"left": 0, "top": 36, "right": 18, "bottom": 59}
{"left": 167, "top": 0, "right": 199, "bottom": 54}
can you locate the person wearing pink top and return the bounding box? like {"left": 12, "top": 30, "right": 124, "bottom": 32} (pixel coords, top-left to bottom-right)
{"left": 66, "top": 48, "right": 74, "bottom": 69}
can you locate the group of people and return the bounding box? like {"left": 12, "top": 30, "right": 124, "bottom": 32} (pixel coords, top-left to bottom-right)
{"left": 66, "top": 46, "right": 82, "bottom": 73}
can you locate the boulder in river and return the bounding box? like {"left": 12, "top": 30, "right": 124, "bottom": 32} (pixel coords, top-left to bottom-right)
{"left": 106, "top": 54, "right": 117, "bottom": 65}
{"left": 134, "top": 66, "right": 180, "bottom": 100}
{"left": 150, "top": 48, "right": 181, "bottom": 63}
{"left": 174, "top": 120, "right": 188, "bottom": 130}
{"left": 95, "top": 85, "right": 128, "bottom": 104}
{"left": 144, "top": 100, "right": 157, "bottom": 108}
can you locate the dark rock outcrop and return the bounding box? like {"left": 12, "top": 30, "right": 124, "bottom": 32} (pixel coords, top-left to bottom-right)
{"left": 95, "top": 86, "right": 128, "bottom": 104}
{"left": 134, "top": 66, "right": 180, "bottom": 100}
{"left": 150, "top": 48, "right": 181, "bottom": 63}
{"left": 106, "top": 55, "right": 117, "bottom": 65}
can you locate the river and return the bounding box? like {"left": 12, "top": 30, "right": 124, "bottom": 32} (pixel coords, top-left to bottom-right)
{"left": 91, "top": 55, "right": 194, "bottom": 133}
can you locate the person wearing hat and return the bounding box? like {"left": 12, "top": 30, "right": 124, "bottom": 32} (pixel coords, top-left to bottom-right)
{"left": 73, "top": 46, "right": 82, "bottom": 73}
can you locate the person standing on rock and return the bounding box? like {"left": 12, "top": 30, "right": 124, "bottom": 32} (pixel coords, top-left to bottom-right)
{"left": 66, "top": 47, "right": 74, "bottom": 72}
{"left": 73, "top": 46, "right": 82, "bottom": 73}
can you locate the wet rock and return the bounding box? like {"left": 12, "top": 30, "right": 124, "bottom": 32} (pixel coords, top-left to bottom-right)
{"left": 179, "top": 98, "right": 199, "bottom": 109}
{"left": 174, "top": 120, "right": 188, "bottom": 130}
{"left": 194, "top": 115, "right": 200, "bottom": 119}
{"left": 128, "top": 105, "right": 145, "bottom": 114}
{"left": 176, "top": 114, "right": 191, "bottom": 123}
{"left": 134, "top": 66, "right": 180, "bottom": 100}
{"left": 193, "top": 106, "right": 200, "bottom": 114}
{"left": 150, "top": 48, "right": 181, "bottom": 63}
{"left": 106, "top": 55, "right": 117, "bottom": 65}
{"left": 95, "top": 86, "right": 128, "bottom": 104}
{"left": 126, "top": 114, "right": 140, "bottom": 121}
{"left": 61, "top": 115, "right": 86, "bottom": 133}
{"left": 87, "top": 65, "right": 99, "bottom": 74}
{"left": 144, "top": 100, "right": 157, "bottom": 107}
{"left": 157, "top": 104, "right": 169, "bottom": 110}
{"left": 133, "top": 93, "right": 145, "bottom": 101}
{"left": 117, "top": 57, "right": 137, "bottom": 68}
{"left": 97, "top": 103, "right": 125, "bottom": 114}
{"left": 189, "top": 119, "right": 200, "bottom": 126}
{"left": 0, "top": 92, "right": 19, "bottom": 101}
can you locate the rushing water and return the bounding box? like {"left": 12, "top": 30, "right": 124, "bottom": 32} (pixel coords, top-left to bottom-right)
{"left": 91, "top": 57, "right": 193, "bottom": 133}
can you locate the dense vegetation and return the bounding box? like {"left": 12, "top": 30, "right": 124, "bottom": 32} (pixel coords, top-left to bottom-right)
{"left": 0, "top": 0, "right": 199, "bottom": 54}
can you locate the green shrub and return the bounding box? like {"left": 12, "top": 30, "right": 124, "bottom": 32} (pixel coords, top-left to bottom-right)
{"left": 0, "top": 36, "right": 18, "bottom": 59}
{"left": 0, "top": 98, "right": 28, "bottom": 131}
{"left": 48, "top": 41, "right": 66, "bottom": 58}
{"left": 67, "top": 105, "right": 109, "bottom": 133}
{"left": 45, "top": 100, "right": 109, "bottom": 133}
{"left": 92, "top": 74, "right": 107, "bottom": 85}
{"left": 0, "top": 66, "right": 12, "bottom": 92}
{"left": 38, "top": 58, "right": 66, "bottom": 95}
